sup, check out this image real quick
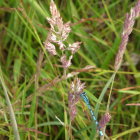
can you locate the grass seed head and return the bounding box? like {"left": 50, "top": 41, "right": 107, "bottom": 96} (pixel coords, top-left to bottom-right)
{"left": 114, "top": 0, "right": 140, "bottom": 71}
{"left": 99, "top": 113, "right": 111, "bottom": 128}
{"left": 68, "top": 78, "right": 85, "bottom": 121}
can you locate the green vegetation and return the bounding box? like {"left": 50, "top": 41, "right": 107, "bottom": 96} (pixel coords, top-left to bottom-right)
{"left": 0, "top": 0, "right": 140, "bottom": 139}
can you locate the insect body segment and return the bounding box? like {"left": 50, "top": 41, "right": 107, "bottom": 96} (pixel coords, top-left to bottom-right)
{"left": 80, "top": 92, "right": 103, "bottom": 136}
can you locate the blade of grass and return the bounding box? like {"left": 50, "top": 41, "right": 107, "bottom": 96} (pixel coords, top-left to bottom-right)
{"left": 111, "top": 127, "right": 140, "bottom": 139}
{"left": 0, "top": 66, "right": 20, "bottom": 140}
{"left": 94, "top": 73, "right": 116, "bottom": 116}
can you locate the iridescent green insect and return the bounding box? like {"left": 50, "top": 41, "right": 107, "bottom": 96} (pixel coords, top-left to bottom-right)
{"left": 80, "top": 92, "right": 103, "bottom": 136}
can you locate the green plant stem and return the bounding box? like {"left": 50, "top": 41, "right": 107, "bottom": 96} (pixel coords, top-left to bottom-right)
{"left": 100, "top": 72, "right": 116, "bottom": 140}
{"left": 0, "top": 66, "right": 20, "bottom": 140}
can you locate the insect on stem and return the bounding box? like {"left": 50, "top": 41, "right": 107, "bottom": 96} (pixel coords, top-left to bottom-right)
{"left": 80, "top": 92, "right": 103, "bottom": 136}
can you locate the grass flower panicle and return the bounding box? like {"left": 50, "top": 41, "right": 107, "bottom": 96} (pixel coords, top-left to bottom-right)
{"left": 44, "top": 0, "right": 81, "bottom": 69}
{"left": 114, "top": 0, "right": 140, "bottom": 71}
{"left": 68, "top": 78, "right": 85, "bottom": 121}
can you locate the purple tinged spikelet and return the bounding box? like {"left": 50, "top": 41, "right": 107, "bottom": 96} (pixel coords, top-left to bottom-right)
{"left": 60, "top": 55, "right": 73, "bottom": 69}
{"left": 99, "top": 113, "right": 111, "bottom": 128}
{"left": 61, "top": 22, "right": 71, "bottom": 41}
{"left": 71, "top": 78, "right": 86, "bottom": 94}
{"left": 44, "top": 42, "right": 57, "bottom": 55}
{"left": 114, "top": 0, "right": 140, "bottom": 71}
{"left": 68, "top": 42, "right": 82, "bottom": 54}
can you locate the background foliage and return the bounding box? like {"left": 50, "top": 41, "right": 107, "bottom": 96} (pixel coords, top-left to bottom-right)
{"left": 0, "top": 0, "right": 140, "bottom": 139}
